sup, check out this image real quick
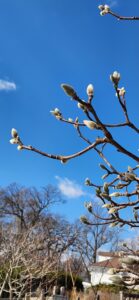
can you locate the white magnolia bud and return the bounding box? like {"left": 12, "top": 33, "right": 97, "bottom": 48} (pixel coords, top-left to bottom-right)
{"left": 101, "top": 174, "right": 108, "bottom": 180}
{"left": 119, "top": 87, "right": 126, "bottom": 97}
{"left": 84, "top": 202, "right": 92, "bottom": 213}
{"left": 83, "top": 120, "right": 98, "bottom": 130}
{"left": 50, "top": 108, "right": 61, "bottom": 116}
{"left": 109, "top": 222, "right": 118, "bottom": 228}
{"left": 86, "top": 84, "right": 94, "bottom": 97}
{"left": 17, "top": 145, "right": 23, "bottom": 150}
{"left": 85, "top": 178, "right": 91, "bottom": 186}
{"left": 54, "top": 108, "right": 60, "bottom": 114}
{"left": 80, "top": 216, "right": 90, "bottom": 225}
{"left": 102, "top": 203, "right": 112, "bottom": 208}
{"left": 125, "top": 173, "right": 136, "bottom": 181}
{"left": 98, "top": 5, "right": 104, "bottom": 11}
{"left": 56, "top": 115, "right": 62, "bottom": 120}
{"left": 103, "top": 182, "right": 109, "bottom": 193}
{"left": 104, "top": 5, "right": 110, "bottom": 11}
{"left": 110, "top": 71, "right": 121, "bottom": 85}
{"left": 100, "top": 193, "right": 111, "bottom": 200}
{"left": 10, "top": 138, "right": 18, "bottom": 144}
{"left": 110, "top": 192, "right": 121, "bottom": 197}
{"left": 108, "top": 207, "right": 119, "bottom": 214}
{"left": 68, "top": 118, "right": 73, "bottom": 122}
{"left": 60, "top": 158, "right": 68, "bottom": 164}
{"left": 11, "top": 128, "right": 18, "bottom": 138}
{"left": 77, "top": 101, "right": 87, "bottom": 112}
{"left": 100, "top": 8, "right": 109, "bottom": 16}
{"left": 61, "top": 84, "right": 76, "bottom": 98}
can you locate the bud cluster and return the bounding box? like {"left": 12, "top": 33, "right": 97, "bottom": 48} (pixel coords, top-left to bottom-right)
{"left": 10, "top": 128, "right": 23, "bottom": 150}
{"left": 98, "top": 4, "right": 110, "bottom": 16}
{"left": 50, "top": 108, "right": 62, "bottom": 120}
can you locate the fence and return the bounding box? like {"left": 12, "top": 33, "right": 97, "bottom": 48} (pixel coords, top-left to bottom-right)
{"left": 121, "top": 292, "right": 139, "bottom": 300}
{"left": 1, "top": 291, "right": 139, "bottom": 300}
{"left": 96, "top": 291, "right": 139, "bottom": 300}
{"left": 46, "top": 296, "right": 68, "bottom": 300}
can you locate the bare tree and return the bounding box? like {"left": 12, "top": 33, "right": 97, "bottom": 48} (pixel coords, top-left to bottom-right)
{"left": 0, "top": 223, "right": 57, "bottom": 299}
{"left": 0, "top": 183, "right": 63, "bottom": 231}
{"left": 0, "top": 214, "right": 77, "bottom": 299}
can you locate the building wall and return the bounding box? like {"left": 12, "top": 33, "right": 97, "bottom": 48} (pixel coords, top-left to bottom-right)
{"left": 97, "top": 255, "right": 111, "bottom": 262}
{"left": 90, "top": 267, "right": 112, "bottom": 285}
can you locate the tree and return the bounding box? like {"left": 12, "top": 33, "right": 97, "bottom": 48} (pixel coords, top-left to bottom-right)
{"left": 9, "top": 3, "right": 139, "bottom": 292}
{"left": 0, "top": 215, "right": 77, "bottom": 298}
{"left": 0, "top": 183, "right": 78, "bottom": 298}
{"left": 0, "top": 223, "right": 58, "bottom": 299}
{"left": 75, "top": 204, "right": 120, "bottom": 265}
{"left": 0, "top": 183, "right": 63, "bottom": 231}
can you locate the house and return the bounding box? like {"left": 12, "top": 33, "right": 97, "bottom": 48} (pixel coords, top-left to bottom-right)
{"left": 90, "top": 251, "right": 121, "bottom": 286}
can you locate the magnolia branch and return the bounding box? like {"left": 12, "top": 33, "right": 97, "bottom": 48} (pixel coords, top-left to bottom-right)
{"left": 109, "top": 11, "right": 139, "bottom": 21}
{"left": 21, "top": 137, "right": 107, "bottom": 162}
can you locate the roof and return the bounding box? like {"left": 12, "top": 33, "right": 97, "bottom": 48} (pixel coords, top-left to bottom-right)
{"left": 91, "top": 257, "right": 121, "bottom": 269}
{"left": 98, "top": 251, "right": 120, "bottom": 258}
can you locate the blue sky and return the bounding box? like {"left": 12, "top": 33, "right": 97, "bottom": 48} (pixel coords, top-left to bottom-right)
{"left": 0, "top": 0, "right": 139, "bottom": 225}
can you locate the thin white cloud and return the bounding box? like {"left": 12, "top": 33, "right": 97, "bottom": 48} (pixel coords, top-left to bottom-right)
{"left": 55, "top": 176, "right": 86, "bottom": 199}
{"left": 0, "top": 79, "right": 16, "bottom": 91}
{"left": 107, "top": 0, "right": 118, "bottom": 8}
